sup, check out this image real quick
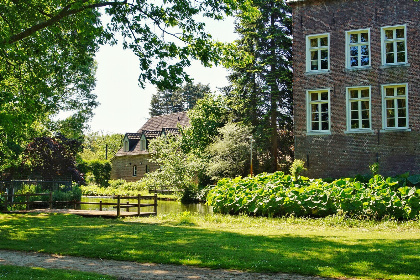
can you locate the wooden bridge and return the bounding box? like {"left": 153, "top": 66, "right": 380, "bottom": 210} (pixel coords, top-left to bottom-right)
{"left": 0, "top": 193, "right": 158, "bottom": 218}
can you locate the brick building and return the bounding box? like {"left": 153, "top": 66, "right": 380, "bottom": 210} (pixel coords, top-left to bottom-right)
{"left": 111, "top": 112, "right": 189, "bottom": 181}
{"left": 288, "top": 0, "right": 420, "bottom": 178}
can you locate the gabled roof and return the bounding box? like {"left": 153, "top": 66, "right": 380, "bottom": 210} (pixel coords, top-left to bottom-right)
{"left": 114, "top": 111, "right": 190, "bottom": 157}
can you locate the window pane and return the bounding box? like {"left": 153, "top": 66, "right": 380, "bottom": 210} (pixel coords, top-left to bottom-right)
{"left": 397, "top": 41, "right": 405, "bottom": 52}
{"left": 386, "top": 88, "right": 394, "bottom": 97}
{"left": 396, "top": 28, "right": 404, "bottom": 39}
{"left": 361, "top": 32, "right": 368, "bottom": 43}
{"left": 361, "top": 56, "right": 369, "bottom": 66}
{"left": 361, "top": 101, "right": 369, "bottom": 110}
{"left": 320, "top": 92, "right": 328, "bottom": 100}
{"left": 350, "top": 90, "right": 358, "bottom": 99}
{"left": 312, "top": 112, "right": 319, "bottom": 121}
{"left": 321, "top": 59, "right": 328, "bottom": 70}
{"left": 361, "top": 45, "right": 369, "bottom": 55}
{"left": 397, "top": 98, "right": 406, "bottom": 109}
{"left": 397, "top": 51, "right": 406, "bottom": 63}
{"left": 311, "top": 50, "right": 318, "bottom": 60}
{"left": 388, "top": 118, "right": 395, "bottom": 127}
{"left": 312, "top": 122, "right": 319, "bottom": 130}
{"left": 361, "top": 89, "right": 369, "bottom": 98}
{"left": 321, "top": 103, "right": 328, "bottom": 112}
{"left": 350, "top": 33, "right": 358, "bottom": 43}
{"left": 321, "top": 121, "right": 329, "bottom": 130}
{"left": 398, "top": 118, "right": 406, "bottom": 127}
{"left": 350, "top": 46, "right": 358, "bottom": 57}
{"left": 361, "top": 109, "right": 369, "bottom": 119}
{"left": 351, "top": 57, "right": 358, "bottom": 67}
{"left": 351, "top": 102, "right": 358, "bottom": 110}
{"left": 351, "top": 111, "right": 358, "bottom": 119}
{"left": 386, "top": 99, "right": 395, "bottom": 109}
{"left": 387, "top": 108, "right": 395, "bottom": 118}
{"left": 310, "top": 38, "right": 318, "bottom": 47}
{"left": 398, "top": 108, "right": 406, "bottom": 117}
{"left": 397, "top": 87, "right": 406, "bottom": 95}
{"left": 351, "top": 120, "right": 358, "bottom": 129}
{"left": 311, "top": 61, "right": 318, "bottom": 70}
{"left": 321, "top": 50, "right": 328, "bottom": 60}
{"left": 311, "top": 104, "right": 318, "bottom": 113}
{"left": 311, "top": 92, "right": 318, "bottom": 101}
{"left": 386, "top": 42, "right": 394, "bottom": 53}
{"left": 386, "top": 53, "right": 394, "bottom": 63}
{"left": 385, "top": 29, "right": 394, "bottom": 39}
{"left": 320, "top": 36, "right": 328, "bottom": 46}
{"left": 362, "top": 119, "right": 370, "bottom": 128}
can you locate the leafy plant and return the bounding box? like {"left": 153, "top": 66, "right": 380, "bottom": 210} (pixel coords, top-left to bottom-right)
{"left": 290, "top": 159, "right": 306, "bottom": 181}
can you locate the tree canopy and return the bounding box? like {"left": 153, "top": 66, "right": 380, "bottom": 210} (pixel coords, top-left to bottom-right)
{"left": 0, "top": 0, "right": 243, "bottom": 172}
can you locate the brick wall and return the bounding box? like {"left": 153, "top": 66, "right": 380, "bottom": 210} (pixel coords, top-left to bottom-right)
{"left": 110, "top": 154, "right": 159, "bottom": 182}
{"left": 290, "top": 0, "right": 420, "bottom": 178}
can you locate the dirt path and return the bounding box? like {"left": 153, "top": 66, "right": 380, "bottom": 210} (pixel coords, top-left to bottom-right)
{"left": 0, "top": 250, "right": 336, "bottom": 280}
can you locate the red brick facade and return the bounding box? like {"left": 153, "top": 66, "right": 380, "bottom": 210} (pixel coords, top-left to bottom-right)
{"left": 289, "top": 0, "right": 420, "bottom": 178}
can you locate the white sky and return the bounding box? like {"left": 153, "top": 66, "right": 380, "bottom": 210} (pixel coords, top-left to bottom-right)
{"left": 87, "top": 17, "right": 237, "bottom": 134}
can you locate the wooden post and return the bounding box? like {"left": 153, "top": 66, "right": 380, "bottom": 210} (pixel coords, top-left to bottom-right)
{"left": 126, "top": 201, "right": 129, "bottom": 212}
{"left": 49, "top": 192, "right": 53, "bottom": 209}
{"left": 154, "top": 193, "right": 157, "bottom": 214}
{"left": 4, "top": 193, "right": 7, "bottom": 210}
{"left": 116, "top": 195, "right": 121, "bottom": 217}
{"left": 26, "top": 192, "right": 29, "bottom": 211}
{"left": 137, "top": 194, "right": 141, "bottom": 216}
{"left": 99, "top": 200, "right": 103, "bottom": 211}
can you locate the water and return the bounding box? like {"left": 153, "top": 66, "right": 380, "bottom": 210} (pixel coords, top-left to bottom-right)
{"left": 81, "top": 196, "right": 212, "bottom": 215}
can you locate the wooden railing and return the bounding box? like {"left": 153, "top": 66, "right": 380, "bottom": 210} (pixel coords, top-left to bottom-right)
{"left": 0, "top": 193, "right": 158, "bottom": 217}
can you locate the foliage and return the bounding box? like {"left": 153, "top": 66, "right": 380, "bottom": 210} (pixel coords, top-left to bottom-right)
{"left": 181, "top": 94, "right": 230, "bottom": 154}
{"left": 144, "top": 135, "right": 205, "bottom": 199}
{"left": 369, "top": 162, "right": 380, "bottom": 176}
{"left": 206, "top": 122, "right": 252, "bottom": 181}
{"left": 225, "top": 0, "right": 293, "bottom": 172}
{"left": 207, "top": 172, "right": 420, "bottom": 220}
{"left": 290, "top": 159, "right": 306, "bottom": 180}
{"left": 20, "top": 134, "right": 84, "bottom": 183}
{"left": 0, "top": 0, "right": 243, "bottom": 172}
{"left": 81, "top": 179, "right": 149, "bottom": 196}
{"left": 80, "top": 132, "right": 123, "bottom": 161}
{"left": 149, "top": 82, "right": 211, "bottom": 117}
{"left": 78, "top": 160, "right": 112, "bottom": 187}
{"left": 1, "top": 213, "right": 420, "bottom": 280}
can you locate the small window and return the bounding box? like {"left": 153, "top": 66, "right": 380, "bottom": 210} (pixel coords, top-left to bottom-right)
{"left": 133, "top": 165, "right": 137, "bottom": 176}
{"left": 145, "top": 165, "right": 150, "bottom": 173}
{"left": 346, "top": 86, "right": 371, "bottom": 131}
{"left": 140, "top": 135, "right": 147, "bottom": 151}
{"left": 123, "top": 138, "right": 129, "bottom": 152}
{"left": 307, "top": 89, "right": 330, "bottom": 133}
{"left": 306, "top": 33, "right": 330, "bottom": 72}
{"left": 346, "top": 29, "right": 370, "bottom": 68}
{"left": 382, "top": 84, "right": 409, "bottom": 129}
{"left": 381, "top": 25, "right": 407, "bottom": 65}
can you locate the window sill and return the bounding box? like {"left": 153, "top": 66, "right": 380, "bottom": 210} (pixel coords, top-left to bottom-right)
{"left": 345, "top": 129, "right": 375, "bottom": 134}
{"left": 306, "top": 131, "right": 331, "bottom": 136}
{"left": 305, "top": 70, "right": 330, "bottom": 75}
{"left": 345, "top": 66, "right": 372, "bottom": 72}
{"left": 380, "top": 128, "right": 411, "bottom": 133}
{"left": 380, "top": 63, "right": 410, "bottom": 69}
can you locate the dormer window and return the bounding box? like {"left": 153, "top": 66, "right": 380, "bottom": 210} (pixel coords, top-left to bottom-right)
{"left": 140, "top": 134, "right": 147, "bottom": 151}
{"left": 123, "top": 137, "right": 130, "bottom": 152}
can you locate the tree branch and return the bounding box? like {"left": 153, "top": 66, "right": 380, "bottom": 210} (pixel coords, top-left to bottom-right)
{"left": 1, "top": 1, "right": 126, "bottom": 46}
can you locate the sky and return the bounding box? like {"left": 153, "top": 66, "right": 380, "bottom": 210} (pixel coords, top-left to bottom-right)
{"left": 87, "top": 17, "right": 237, "bottom": 135}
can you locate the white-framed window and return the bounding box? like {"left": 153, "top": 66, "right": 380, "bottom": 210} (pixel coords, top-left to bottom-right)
{"left": 140, "top": 134, "right": 146, "bottom": 151}
{"left": 307, "top": 89, "right": 330, "bottom": 133}
{"left": 123, "top": 137, "right": 129, "bottom": 152}
{"left": 133, "top": 165, "right": 137, "bottom": 176}
{"left": 346, "top": 29, "right": 370, "bottom": 68}
{"left": 381, "top": 25, "right": 407, "bottom": 65}
{"left": 306, "top": 33, "right": 330, "bottom": 72}
{"left": 346, "top": 86, "right": 371, "bottom": 131}
{"left": 382, "top": 83, "right": 409, "bottom": 130}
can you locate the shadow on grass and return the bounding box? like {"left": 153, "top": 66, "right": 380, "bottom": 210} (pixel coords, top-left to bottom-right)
{"left": 0, "top": 213, "right": 419, "bottom": 279}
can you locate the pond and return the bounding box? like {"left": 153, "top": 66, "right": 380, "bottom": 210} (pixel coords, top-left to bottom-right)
{"left": 80, "top": 196, "right": 213, "bottom": 215}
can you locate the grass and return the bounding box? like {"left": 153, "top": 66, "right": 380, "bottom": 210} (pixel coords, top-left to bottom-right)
{"left": 0, "top": 265, "right": 115, "bottom": 280}
{"left": 0, "top": 212, "right": 419, "bottom": 280}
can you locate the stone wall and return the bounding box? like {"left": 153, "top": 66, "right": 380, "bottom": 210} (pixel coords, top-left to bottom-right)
{"left": 290, "top": 0, "right": 420, "bottom": 178}
{"left": 110, "top": 154, "right": 159, "bottom": 182}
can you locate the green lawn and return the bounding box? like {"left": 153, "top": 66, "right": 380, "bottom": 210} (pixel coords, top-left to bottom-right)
{"left": 0, "top": 212, "right": 419, "bottom": 280}
{"left": 0, "top": 265, "right": 115, "bottom": 280}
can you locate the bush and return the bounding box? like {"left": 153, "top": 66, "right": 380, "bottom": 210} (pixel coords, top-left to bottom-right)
{"left": 81, "top": 179, "right": 148, "bottom": 196}
{"left": 78, "top": 159, "right": 111, "bottom": 187}
{"left": 206, "top": 172, "right": 420, "bottom": 220}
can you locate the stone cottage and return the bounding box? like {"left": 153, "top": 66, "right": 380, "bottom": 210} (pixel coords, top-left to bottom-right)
{"left": 288, "top": 0, "right": 420, "bottom": 178}
{"left": 111, "top": 111, "right": 189, "bottom": 181}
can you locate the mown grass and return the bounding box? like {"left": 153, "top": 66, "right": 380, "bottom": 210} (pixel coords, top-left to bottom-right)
{"left": 0, "top": 212, "right": 419, "bottom": 280}
{"left": 0, "top": 265, "right": 115, "bottom": 280}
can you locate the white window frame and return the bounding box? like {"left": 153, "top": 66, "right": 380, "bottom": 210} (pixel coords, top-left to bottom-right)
{"left": 306, "top": 88, "right": 331, "bottom": 134}
{"left": 140, "top": 134, "right": 147, "bottom": 151}
{"left": 133, "top": 165, "right": 137, "bottom": 177}
{"left": 381, "top": 83, "right": 409, "bottom": 130}
{"left": 346, "top": 86, "right": 372, "bottom": 132}
{"left": 381, "top": 25, "right": 408, "bottom": 66}
{"left": 306, "top": 33, "right": 330, "bottom": 73}
{"left": 123, "top": 137, "right": 129, "bottom": 152}
{"left": 345, "top": 29, "right": 371, "bottom": 69}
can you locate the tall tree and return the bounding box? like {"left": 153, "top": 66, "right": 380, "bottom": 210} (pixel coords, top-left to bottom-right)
{"left": 149, "top": 82, "right": 211, "bottom": 116}
{"left": 0, "top": 0, "right": 241, "bottom": 171}
{"left": 226, "top": 0, "right": 293, "bottom": 173}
